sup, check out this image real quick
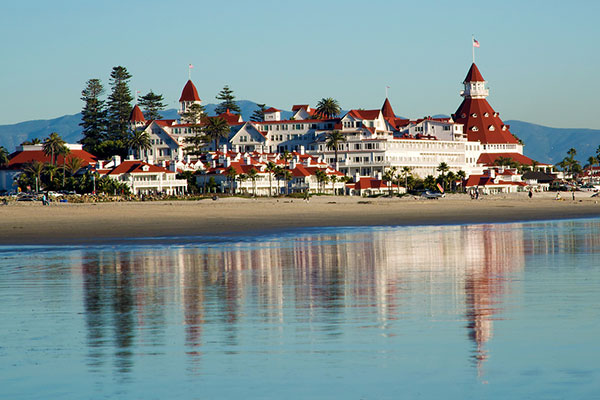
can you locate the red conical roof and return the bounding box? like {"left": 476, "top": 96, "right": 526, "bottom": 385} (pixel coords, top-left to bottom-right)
{"left": 179, "top": 80, "right": 201, "bottom": 102}
{"left": 453, "top": 98, "right": 517, "bottom": 144}
{"left": 130, "top": 104, "right": 145, "bottom": 122}
{"left": 464, "top": 63, "right": 485, "bottom": 83}
{"left": 381, "top": 98, "right": 395, "bottom": 119}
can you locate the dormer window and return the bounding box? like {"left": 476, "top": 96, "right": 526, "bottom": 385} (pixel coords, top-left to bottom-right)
{"left": 471, "top": 113, "right": 478, "bottom": 118}
{"left": 488, "top": 125, "right": 495, "bottom": 131}
{"left": 461, "top": 113, "right": 466, "bottom": 118}
{"left": 484, "top": 112, "right": 489, "bottom": 117}
{"left": 471, "top": 126, "right": 479, "bottom": 131}
{"left": 502, "top": 125, "right": 507, "bottom": 131}
{"left": 142, "top": 165, "right": 150, "bottom": 171}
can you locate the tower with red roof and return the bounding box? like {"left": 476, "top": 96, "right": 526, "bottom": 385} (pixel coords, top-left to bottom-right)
{"left": 129, "top": 104, "right": 146, "bottom": 130}
{"left": 452, "top": 63, "right": 522, "bottom": 152}
{"left": 178, "top": 80, "right": 202, "bottom": 116}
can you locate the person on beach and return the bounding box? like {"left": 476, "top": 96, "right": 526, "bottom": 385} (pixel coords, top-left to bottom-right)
{"left": 528, "top": 189, "right": 533, "bottom": 199}
{"left": 572, "top": 191, "right": 575, "bottom": 201}
{"left": 555, "top": 192, "right": 562, "bottom": 200}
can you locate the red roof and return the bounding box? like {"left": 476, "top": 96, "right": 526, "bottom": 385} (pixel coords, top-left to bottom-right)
{"left": 263, "top": 107, "right": 280, "bottom": 113}
{"left": 381, "top": 98, "right": 395, "bottom": 120}
{"left": 347, "top": 109, "right": 381, "bottom": 120}
{"left": 179, "top": 80, "right": 201, "bottom": 102}
{"left": 352, "top": 178, "right": 396, "bottom": 190}
{"left": 130, "top": 105, "right": 145, "bottom": 122}
{"left": 452, "top": 98, "right": 518, "bottom": 144}
{"left": 216, "top": 110, "right": 242, "bottom": 125}
{"left": 292, "top": 104, "right": 310, "bottom": 111}
{"left": 107, "top": 161, "right": 174, "bottom": 176}
{"left": 465, "top": 174, "right": 527, "bottom": 187}
{"left": 476, "top": 152, "right": 536, "bottom": 166}
{"left": 464, "top": 63, "right": 485, "bottom": 83}
{"left": 8, "top": 147, "right": 97, "bottom": 169}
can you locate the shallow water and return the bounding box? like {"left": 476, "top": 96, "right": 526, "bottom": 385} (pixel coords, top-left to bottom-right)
{"left": 1, "top": 220, "right": 600, "bottom": 399}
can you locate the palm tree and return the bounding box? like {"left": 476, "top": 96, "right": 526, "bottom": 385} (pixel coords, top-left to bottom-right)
{"left": 436, "top": 162, "right": 449, "bottom": 190}
{"left": 315, "top": 169, "right": 329, "bottom": 194}
{"left": 237, "top": 173, "right": 248, "bottom": 194}
{"left": 204, "top": 117, "right": 230, "bottom": 152}
{"left": 265, "top": 161, "right": 277, "bottom": 197}
{"left": 247, "top": 168, "right": 258, "bottom": 196}
{"left": 21, "top": 138, "right": 41, "bottom": 145}
{"left": 587, "top": 156, "right": 597, "bottom": 169}
{"left": 424, "top": 175, "right": 436, "bottom": 190}
{"left": 128, "top": 129, "right": 151, "bottom": 159}
{"left": 282, "top": 151, "right": 292, "bottom": 169}
{"left": 456, "top": 170, "right": 467, "bottom": 192}
{"left": 446, "top": 171, "right": 457, "bottom": 192}
{"left": 401, "top": 166, "right": 412, "bottom": 191}
{"left": 325, "top": 130, "right": 346, "bottom": 169}
{"left": 283, "top": 169, "right": 292, "bottom": 195}
{"left": 25, "top": 161, "right": 45, "bottom": 192}
{"left": 44, "top": 163, "right": 59, "bottom": 187}
{"left": 57, "top": 145, "right": 70, "bottom": 187}
{"left": 383, "top": 167, "right": 397, "bottom": 196}
{"left": 339, "top": 175, "right": 352, "bottom": 195}
{"left": 0, "top": 146, "right": 9, "bottom": 167}
{"left": 224, "top": 166, "right": 238, "bottom": 194}
{"left": 316, "top": 97, "right": 341, "bottom": 119}
{"left": 330, "top": 175, "right": 338, "bottom": 195}
{"left": 43, "top": 132, "right": 66, "bottom": 165}
{"left": 65, "top": 156, "right": 84, "bottom": 176}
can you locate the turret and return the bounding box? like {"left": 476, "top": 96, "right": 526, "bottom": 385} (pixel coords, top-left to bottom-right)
{"left": 129, "top": 104, "right": 146, "bottom": 129}
{"left": 460, "top": 63, "right": 489, "bottom": 99}
{"left": 178, "top": 80, "right": 202, "bottom": 115}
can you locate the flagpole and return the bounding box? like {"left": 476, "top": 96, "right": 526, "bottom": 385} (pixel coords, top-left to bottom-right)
{"left": 472, "top": 35, "right": 475, "bottom": 63}
{"left": 385, "top": 86, "right": 389, "bottom": 98}
{"left": 188, "top": 64, "right": 191, "bottom": 80}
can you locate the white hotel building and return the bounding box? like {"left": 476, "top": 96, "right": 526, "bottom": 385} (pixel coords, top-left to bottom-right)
{"left": 128, "top": 62, "right": 537, "bottom": 181}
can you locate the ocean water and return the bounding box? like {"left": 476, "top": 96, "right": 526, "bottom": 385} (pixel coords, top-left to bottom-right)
{"left": 1, "top": 219, "right": 600, "bottom": 399}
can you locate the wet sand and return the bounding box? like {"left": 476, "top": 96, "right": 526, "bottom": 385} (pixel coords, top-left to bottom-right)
{"left": 1, "top": 192, "right": 599, "bottom": 245}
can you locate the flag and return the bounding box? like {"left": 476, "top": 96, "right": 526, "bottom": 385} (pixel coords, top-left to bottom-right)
{"left": 189, "top": 64, "right": 194, "bottom": 69}
{"left": 473, "top": 38, "right": 480, "bottom": 48}
{"left": 436, "top": 183, "right": 444, "bottom": 193}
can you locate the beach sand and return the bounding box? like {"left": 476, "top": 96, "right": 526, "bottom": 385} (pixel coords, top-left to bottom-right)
{"left": 1, "top": 192, "right": 599, "bottom": 245}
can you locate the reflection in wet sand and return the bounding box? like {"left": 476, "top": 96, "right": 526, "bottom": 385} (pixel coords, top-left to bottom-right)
{"left": 79, "top": 221, "right": 600, "bottom": 379}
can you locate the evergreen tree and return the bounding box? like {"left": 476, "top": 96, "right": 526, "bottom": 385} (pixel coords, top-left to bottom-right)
{"left": 250, "top": 103, "right": 266, "bottom": 122}
{"left": 214, "top": 85, "right": 241, "bottom": 115}
{"left": 106, "top": 66, "right": 133, "bottom": 155}
{"left": 138, "top": 90, "right": 167, "bottom": 121}
{"left": 182, "top": 103, "right": 208, "bottom": 157}
{"left": 79, "top": 78, "right": 107, "bottom": 153}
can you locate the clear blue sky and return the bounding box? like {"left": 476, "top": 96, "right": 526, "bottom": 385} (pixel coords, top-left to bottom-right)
{"left": 2, "top": 0, "right": 599, "bottom": 128}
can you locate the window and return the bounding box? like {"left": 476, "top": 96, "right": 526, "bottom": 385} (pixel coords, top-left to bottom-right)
{"left": 471, "top": 113, "right": 478, "bottom": 117}
{"left": 471, "top": 126, "right": 479, "bottom": 131}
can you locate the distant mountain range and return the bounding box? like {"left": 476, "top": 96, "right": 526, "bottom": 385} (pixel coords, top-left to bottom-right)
{"left": 1, "top": 101, "right": 599, "bottom": 165}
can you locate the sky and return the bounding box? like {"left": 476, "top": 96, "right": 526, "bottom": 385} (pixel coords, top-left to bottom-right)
{"left": 1, "top": 0, "right": 599, "bottom": 128}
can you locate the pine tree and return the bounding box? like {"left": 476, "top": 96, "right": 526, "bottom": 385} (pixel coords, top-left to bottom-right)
{"left": 138, "top": 90, "right": 167, "bottom": 121}
{"left": 250, "top": 103, "right": 266, "bottom": 122}
{"left": 106, "top": 66, "right": 133, "bottom": 148}
{"left": 214, "top": 85, "right": 241, "bottom": 115}
{"left": 79, "top": 79, "right": 107, "bottom": 153}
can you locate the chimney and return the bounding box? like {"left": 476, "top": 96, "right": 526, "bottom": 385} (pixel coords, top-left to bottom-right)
{"left": 225, "top": 157, "right": 231, "bottom": 167}
{"left": 290, "top": 159, "right": 297, "bottom": 170}
{"left": 234, "top": 144, "right": 240, "bottom": 153}
{"left": 221, "top": 144, "right": 228, "bottom": 154}
{"left": 185, "top": 155, "right": 191, "bottom": 163}
{"left": 97, "top": 160, "right": 104, "bottom": 170}
{"left": 112, "top": 155, "right": 121, "bottom": 166}
{"left": 128, "top": 154, "right": 135, "bottom": 161}
{"left": 244, "top": 155, "right": 251, "bottom": 165}
{"left": 377, "top": 172, "right": 383, "bottom": 181}
{"left": 306, "top": 157, "right": 312, "bottom": 166}
{"left": 161, "top": 160, "right": 167, "bottom": 168}
{"left": 147, "top": 156, "right": 154, "bottom": 165}
{"left": 488, "top": 169, "right": 496, "bottom": 179}
{"left": 354, "top": 172, "right": 361, "bottom": 184}
{"left": 300, "top": 145, "right": 305, "bottom": 155}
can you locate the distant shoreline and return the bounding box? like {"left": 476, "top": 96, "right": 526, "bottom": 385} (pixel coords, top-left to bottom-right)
{"left": 1, "top": 193, "right": 599, "bottom": 246}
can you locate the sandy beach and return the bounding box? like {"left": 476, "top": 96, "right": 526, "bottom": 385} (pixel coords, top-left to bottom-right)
{"left": 1, "top": 192, "right": 599, "bottom": 245}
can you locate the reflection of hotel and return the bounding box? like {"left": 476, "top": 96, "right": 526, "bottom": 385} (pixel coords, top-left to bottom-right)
{"left": 78, "top": 224, "right": 539, "bottom": 375}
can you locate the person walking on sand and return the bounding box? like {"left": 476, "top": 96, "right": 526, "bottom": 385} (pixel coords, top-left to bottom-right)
{"left": 528, "top": 189, "right": 533, "bottom": 199}
{"left": 572, "top": 191, "right": 575, "bottom": 201}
